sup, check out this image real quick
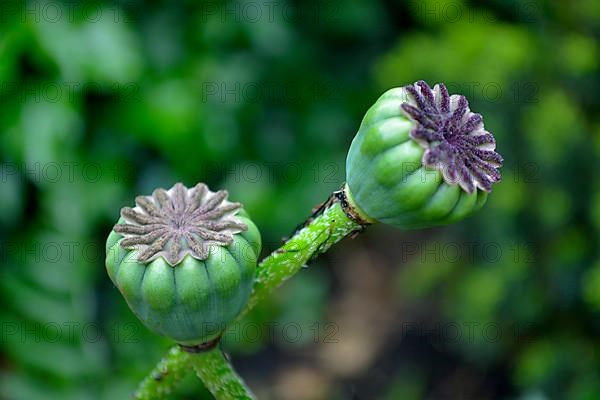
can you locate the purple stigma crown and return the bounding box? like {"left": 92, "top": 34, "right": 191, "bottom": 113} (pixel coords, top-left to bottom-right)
{"left": 400, "top": 81, "right": 503, "bottom": 193}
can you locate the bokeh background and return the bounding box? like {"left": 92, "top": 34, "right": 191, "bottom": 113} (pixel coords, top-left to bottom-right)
{"left": 1, "top": 0, "right": 599, "bottom": 399}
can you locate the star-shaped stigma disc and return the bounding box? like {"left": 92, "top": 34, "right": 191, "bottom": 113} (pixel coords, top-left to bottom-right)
{"left": 114, "top": 183, "right": 247, "bottom": 266}
{"left": 400, "top": 81, "right": 503, "bottom": 193}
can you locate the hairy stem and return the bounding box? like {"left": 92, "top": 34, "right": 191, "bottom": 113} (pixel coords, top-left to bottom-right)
{"left": 191, "top": 348, "right": 255, "bottom": 400}
{"left": 133, "top": 346, "right": 190, "bottom": 400}
{"left": 238, "top": 190, "right": 364, "bottom": 319}
{"left": 133, "top": 186, "right": 367, "bottom": 399}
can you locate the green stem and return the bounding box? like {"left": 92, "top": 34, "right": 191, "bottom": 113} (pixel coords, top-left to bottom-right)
{"left": 133, "top": 346, "right": 190, "bottom": 400}
{"left": 238, "top": 192, "right": 363, "bottom": 319}
{"left": 133, "top": 186, "right": 367, "bottom": 399}
{"left": 191, "top": 348, "right": 255, "bottom": 400}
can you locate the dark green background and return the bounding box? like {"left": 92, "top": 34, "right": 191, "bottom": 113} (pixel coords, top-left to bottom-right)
{"left": 1, "top": 0, "right": 599, "bottom": 398}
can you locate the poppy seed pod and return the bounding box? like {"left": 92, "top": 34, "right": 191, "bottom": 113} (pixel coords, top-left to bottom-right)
{"left": 105, "top": 183, "right": 261, "bottom": 346}
{"left": 346, "top": 81, "right": 503, "bottom": 228}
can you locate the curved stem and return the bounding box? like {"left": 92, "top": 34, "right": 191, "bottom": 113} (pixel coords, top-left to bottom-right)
{"left": 133, "top": 186, "right": 367, "bottom": 399}
{"left": 190, "top": 348, "right": 255, "bottom": 400}
{"left": 238, "top": 188, "right": 364, "bottom": 319}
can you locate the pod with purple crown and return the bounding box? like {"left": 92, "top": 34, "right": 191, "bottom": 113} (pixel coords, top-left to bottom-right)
{"left": 345, "top": 81, "right": 503, "bottom": 228}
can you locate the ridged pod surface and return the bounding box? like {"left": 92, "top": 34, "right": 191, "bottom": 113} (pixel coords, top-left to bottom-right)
{"left": 346, "top": 82, "right": 502, "bottom": 228}
{"left": 105, "top": 183, "right": 261, "bottom": 345}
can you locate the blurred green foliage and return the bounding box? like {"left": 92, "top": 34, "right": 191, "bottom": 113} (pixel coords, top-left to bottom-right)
{"left": 0, "top": 0, "right": 599, "bottom": 399}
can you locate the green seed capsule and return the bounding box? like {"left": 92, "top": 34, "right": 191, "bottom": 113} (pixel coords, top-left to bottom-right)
{"left": 105, "top": 183, "right": 261, "bottom": 345}
{"left": 346, "top": 81, "right": 502, "bottom": 228}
